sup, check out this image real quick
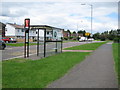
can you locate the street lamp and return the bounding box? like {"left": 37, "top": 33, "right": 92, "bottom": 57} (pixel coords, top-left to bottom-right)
{"left": 81, "top": 3, "right": 93, "bottom": 38}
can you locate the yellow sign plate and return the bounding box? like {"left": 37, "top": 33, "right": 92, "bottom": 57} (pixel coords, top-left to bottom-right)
{"left": 85, "top": 33, "right": 90, "bottom": 36}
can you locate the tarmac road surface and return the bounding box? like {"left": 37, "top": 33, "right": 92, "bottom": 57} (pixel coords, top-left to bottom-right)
{"left": 2, "top": 41, "right": 102, "bottom": 60}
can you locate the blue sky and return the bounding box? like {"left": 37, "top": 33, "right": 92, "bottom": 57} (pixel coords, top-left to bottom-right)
{"left": 0, "top": 1, "right": 118, "bottom": 33}
{"left": 106, "top": 12, "right": 118, "bottom": 19}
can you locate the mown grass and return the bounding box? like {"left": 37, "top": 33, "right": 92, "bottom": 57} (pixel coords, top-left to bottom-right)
{"left": 6, "top": 43, "right": 38, "bottom": 47}
{"left": 112, "top": 43, "right": 120, "bottom": 85}
{"left": 0, "top": 61, "right": 2, "bottom": 89}
{"left": 2, "top": 52, "right": 90, "bottom": 88}
{"left": 64, "top": 42, "right": 107, "bottom": 50}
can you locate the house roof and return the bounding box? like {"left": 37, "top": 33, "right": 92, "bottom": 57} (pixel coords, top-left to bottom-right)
{"left": 7, "top": 23, "right": 24, "bottom": 29}
{"left": 7, "top": 23, "right": 63, "bottom": 31}
{"left": 30, "top": 25, "right": 63, "bottom": 30}
{"left": 0, "top": 22, "right": 6, "bottom": 26}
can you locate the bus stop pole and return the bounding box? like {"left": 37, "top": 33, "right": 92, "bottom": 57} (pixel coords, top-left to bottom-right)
{"left": 44, "top": 29, "right": 46, "bottom": 57}
{"left": 24, "top": 18, "right": 30, "bottom": 58}
{"left": 55, "top": 39, "right": 57, "bottom": 53}
{"left": 61, "top": 40, "right": 62, "bottom": 53}
{"left": 24, "top": 32, "right": 26, "bottom": 58}
{"left": 37, "top": 29, "right": 39, "bottom": 56}
{"left": 27, "top": 30, "right": 29, "bottom": 57}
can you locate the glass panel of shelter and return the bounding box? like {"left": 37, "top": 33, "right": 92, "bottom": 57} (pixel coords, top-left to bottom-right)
{"left": 30, "top": 25, "right": 62, "bottom": 58}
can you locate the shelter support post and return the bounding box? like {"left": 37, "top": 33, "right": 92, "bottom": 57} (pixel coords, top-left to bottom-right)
{"left": 37, "top": 29, "right": 39, "bottom": 56}
{"left": 55, "top": 40, "right": 57, "bottom": 53}
{"left": 61, "top": 40, "right": 62, "bottom": 53}
{"left": 44, "top": 29, "right": 46, "bottom": 57}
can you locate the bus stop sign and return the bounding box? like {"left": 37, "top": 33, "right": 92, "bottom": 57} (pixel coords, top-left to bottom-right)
{"left": 25, "top": 18, "right": 30, "bottom": 28}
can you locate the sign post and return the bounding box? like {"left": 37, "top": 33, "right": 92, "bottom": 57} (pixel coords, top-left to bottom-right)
{"left": 24, "top": 18, "right": 30, "bottom": 58}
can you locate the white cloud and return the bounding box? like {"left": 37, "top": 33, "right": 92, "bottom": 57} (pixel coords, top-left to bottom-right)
{"left": 1, "top": 0, "right": 120, "bottom": 2}
{"left": 0, "top": 2, "right": 118, "bottom": 34}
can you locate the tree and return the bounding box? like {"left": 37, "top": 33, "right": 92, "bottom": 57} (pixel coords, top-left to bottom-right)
{"left": 77, "top": 30, "right": 83, "bottom": 34}
{"left": 93, "top": 32, "right": 100, "bottom": 40}
{"left": 77, "top": 30, "right": 86, "bottom": 37}
{"left": 83, "top": 30, "right": 86, "bottom": 37}
{"left": 108, "top": 30, "right": 117, "bottom": 40}
{"left": 73, "top": 31, "right": 76, "bottom": 34}
{"left": 67, "top": 29, "right": 71, "bottom": 37}
{"left": 93, "top": 29, "right": 118, "bottom": 41}
{"left": 67, "top": 29, "right": 71, "bottom": 34}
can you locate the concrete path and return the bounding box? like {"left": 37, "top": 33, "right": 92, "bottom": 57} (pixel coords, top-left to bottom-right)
{"left": 47, "top": 42, "right": 118, "bottom": 88}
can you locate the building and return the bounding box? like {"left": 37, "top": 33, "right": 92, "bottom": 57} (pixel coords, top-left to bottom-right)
{"left": 77, "top": 33, "right": 84, "bottom": 37}
{"left": 5, "top": 23, "right": 36, "bottom": 42}
{"left": 71, "top": 32, "right": 77, "bottom": 37}
{"left": 0, "top": 22, "right": 6, "bottom": 37}
{"left": 5, "top": 23, "right": 63, "bottom": 42}
{"left": 63, "top": 30, "right": 71, "bottom": 38}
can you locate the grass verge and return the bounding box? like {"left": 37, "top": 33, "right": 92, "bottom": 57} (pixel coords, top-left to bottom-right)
{"left": 6, "top": 43, "right": 38, "bottom": 47}
{"left": 64, "top": 42, "right": 107, "bottom": 50}
{"left": 63, "top": 40, "right": 78, "bottom": 43}
{"left": 112, "top": 43, "right": 120, "bottom": 85}
{"left": 2, "top": 52, "right": 90, "bottom": 88}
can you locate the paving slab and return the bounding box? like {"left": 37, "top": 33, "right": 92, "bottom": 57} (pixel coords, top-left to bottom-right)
{"left": 47, "top": 43, "right": 118, "bottom": 88}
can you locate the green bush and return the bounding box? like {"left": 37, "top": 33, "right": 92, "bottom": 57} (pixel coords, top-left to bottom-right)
{"left": 72, "top": 38, "right": 77, "bottom": 40}
{"left": 64, "top": 37, "right": 68, "bottom": 40}
{"left": 76, "top": 37, "right": 80, "bottom": 40}
{"left": 100, "top": 37, "right": 106, "bottom": 41}
{"left": 99, "top": 35, "right": 106, "bottom": 41}
{"left": 69, "top": 36, "right": 73, "bottom": 39}
{"left": 114, "top": 37, "right": 120, "bottom": 43}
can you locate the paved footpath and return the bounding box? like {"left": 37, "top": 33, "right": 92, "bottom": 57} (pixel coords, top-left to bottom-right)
{"left": 47, "top": 42, "right": 118, "bottom": 88}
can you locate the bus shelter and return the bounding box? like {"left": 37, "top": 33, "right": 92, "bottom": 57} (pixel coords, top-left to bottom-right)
{"left": 30, "top": 25, "right": 63, "bottom": 58}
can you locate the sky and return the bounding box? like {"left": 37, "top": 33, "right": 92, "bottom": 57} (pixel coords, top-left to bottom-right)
{"left": 0, "top": 0, "right": 119, "bottom": 34}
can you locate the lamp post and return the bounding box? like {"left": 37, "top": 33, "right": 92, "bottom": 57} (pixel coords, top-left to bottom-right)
{"left": 81, "top": 4, "right": 93, "bottom": 38}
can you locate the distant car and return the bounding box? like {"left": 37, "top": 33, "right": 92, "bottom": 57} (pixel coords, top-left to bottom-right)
{"left": 9, "top": 38, "right": 17, "bottom": 43}
{"left": 2, "top": 37, "right": 10, "bottom": 43}
{"left": 0, "top": 40, "right": 6, "bottom": 50}
{"left": 79, "top": 37, "right": 87, "bottom": 42}
{"left": 2, "top": 37, "right": 17, "bottom": 43}
{"left": 88, "top": 38, "right": 94, "bottom": 41}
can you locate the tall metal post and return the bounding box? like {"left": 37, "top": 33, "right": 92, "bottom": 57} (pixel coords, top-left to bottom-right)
{"left": 24, "top": 18, "right": 30, "bottom": 58}
{"left": 37, "top": 29, "right": 39, "bottom": 56}
{"left": 61, "top": 40, "right": 62, "bottom": 53}
{"left": 55, "top": 39, "right": 57, "bottom": 53}
{"left": 24, "top": 30, "right": 29, "bottom": 57}
{"left": 24, "top": 31, "right": 26, "bottom": 58}
{"left": 44, "top": 29, "right": 46, "bottom": 57}
{"left": 91, "top": 5, "right": 93, "bottom": 39}
{"left": 81, "top": 4, "right": 93, "bottom": 40}
{"left": 27, "top": 30, "right": 29, "bottom": 57}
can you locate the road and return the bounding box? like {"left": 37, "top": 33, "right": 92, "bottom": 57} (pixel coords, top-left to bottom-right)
{"left": 2, "top": 41, "right": 102, "bottom": 60}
